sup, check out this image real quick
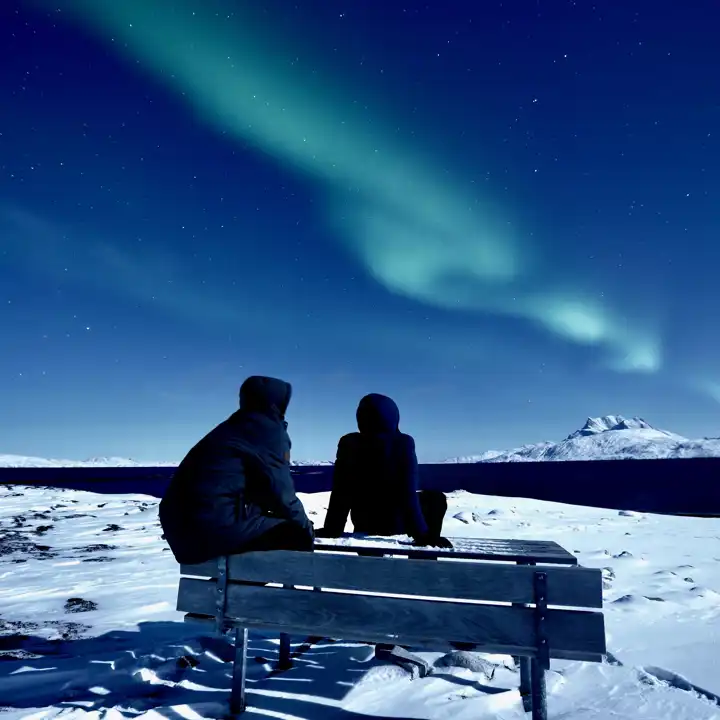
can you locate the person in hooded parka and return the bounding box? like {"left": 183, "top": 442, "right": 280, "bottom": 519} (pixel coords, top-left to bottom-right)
{"left": 316, "top": 393, "right": 451, "bottom": 548}
{"left": 159, "top": 375, "right": 314, "bottom": 565}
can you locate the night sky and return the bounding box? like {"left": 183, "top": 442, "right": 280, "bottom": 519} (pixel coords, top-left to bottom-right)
{"left": 1, "top": 0, "right": 718, "bottom": 463}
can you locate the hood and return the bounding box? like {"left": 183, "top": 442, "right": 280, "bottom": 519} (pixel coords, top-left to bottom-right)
{"left": 356, "top": 393, "right": 400, "bottom": 435}
{"left": 239, "top": 376, "right": 292, "bottom": 419}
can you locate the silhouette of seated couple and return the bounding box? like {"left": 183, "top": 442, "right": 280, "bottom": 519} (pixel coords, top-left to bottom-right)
{"left": 160, "top": 375, "right": 451, "bottom": 566}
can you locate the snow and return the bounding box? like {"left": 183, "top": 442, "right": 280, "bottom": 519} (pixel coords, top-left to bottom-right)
{"left": 444, "top": 415, "right": 720, "bottom": 462}
{"left": 1, "top": 483, "right": 719, "bottom": 718}
{"left": 0, "top": 455, "right": 178, "bottom": 468}
{"left": 3, "top": 415, "right": 719, "bottom": 469}
{"left": 0, "top": 455, "right": 333, "bottom": 469}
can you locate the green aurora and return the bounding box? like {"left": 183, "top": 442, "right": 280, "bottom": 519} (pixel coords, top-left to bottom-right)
{"left": 48, "top": 0, "right": 660, "bottom": 373}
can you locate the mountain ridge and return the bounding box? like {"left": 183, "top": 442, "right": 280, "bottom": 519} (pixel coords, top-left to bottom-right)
{"left": 2, "top": 415, "right": 719, "bottom": 466}
{"left": 443, "top": 414, "right": 720, "bottom": 463}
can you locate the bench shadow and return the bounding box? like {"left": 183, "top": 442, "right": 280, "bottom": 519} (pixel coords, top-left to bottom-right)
{"left": 0, "top": 620, "right": 444, "bottom": 719}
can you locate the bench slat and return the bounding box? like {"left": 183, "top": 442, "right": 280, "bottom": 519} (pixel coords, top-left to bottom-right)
{"left": 177, "top": 578, "right": 606, "bottom": 661}
{"left": 182, "top": 611, "right": 604, "bottom": 663}
{"left": 315, "top": 537, "right": 578, "bottom": 564}
{"left": 181, "top": 551, "right": 602, "bottom": 608}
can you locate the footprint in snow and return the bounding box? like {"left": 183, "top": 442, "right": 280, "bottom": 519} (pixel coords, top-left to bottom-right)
{"left": 687, "top": 586, "right": 720, "bottom": 598}
{"left": 82, "top": 556, "right": 116, "bottom": 562}
{"left": 589, "top": 549, "right": 612, "bottom": 557}
{"left": 611, "top": 594, "right": 638, "bottom": 605}
{"left": 612, "top": 594, "right": 665, "bottom": 606}
{"left": 453, "top": 512, "right": 482, "bottom": 524}
{"left": 79, "top": 543, "right": 117, "bottom": 552}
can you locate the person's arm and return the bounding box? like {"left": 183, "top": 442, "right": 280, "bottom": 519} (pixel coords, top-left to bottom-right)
{"left": 266, "top": 454, "right": 312, "bottom": 529}
{"left": 398, "top": 435, "right": 429, "bottom": 540}
{"left": 318, "top": 435, "right": 354, "bottom": 537}
{"left": 247, "top": 427, "right": 312, "bottom": 530}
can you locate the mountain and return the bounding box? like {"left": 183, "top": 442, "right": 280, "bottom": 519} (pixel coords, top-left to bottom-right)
{"left": 0, "top": 454, "right": 179, "bottom": 468}
{"left": 444, "top": 415, "right": 720, "bottom": 463}
{"left": 3, "top": 415, "right": 719, "bottom": 467}
{"left": 0, "top": 454, "right": 332, "bottom": 468}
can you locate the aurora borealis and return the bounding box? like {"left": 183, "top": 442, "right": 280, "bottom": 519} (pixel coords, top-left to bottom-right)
{"left": 1, "top": 0, "right": 718, "bottom": 461}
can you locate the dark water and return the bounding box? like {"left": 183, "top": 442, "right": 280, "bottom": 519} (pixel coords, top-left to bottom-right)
{"left": 2, "top": 457, "right": 719, "bottom": 517}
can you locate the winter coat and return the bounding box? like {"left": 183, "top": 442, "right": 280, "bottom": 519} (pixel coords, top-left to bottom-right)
{"left": 159, "top": 376, "right": 312, "bottom": 565}
{"left": 322, "top": 393, "right": 428, "bottom": 538}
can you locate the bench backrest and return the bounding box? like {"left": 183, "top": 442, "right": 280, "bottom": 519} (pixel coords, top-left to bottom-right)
{"left": 178, "top": 550, "right": 605, "bottom": 662}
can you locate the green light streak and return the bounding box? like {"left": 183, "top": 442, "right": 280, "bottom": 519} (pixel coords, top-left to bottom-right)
{"left": 49, "top": 0, "right": 660, "bottom": 372}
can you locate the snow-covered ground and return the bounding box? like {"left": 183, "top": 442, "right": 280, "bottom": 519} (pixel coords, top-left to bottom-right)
{"left": 1, "top": 484, "right": 719, "bottom": 719}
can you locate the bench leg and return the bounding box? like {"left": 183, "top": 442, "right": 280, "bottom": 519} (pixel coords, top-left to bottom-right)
{"left": 519, "top": 656, "right": 532, "bottom": 712}
{"left": 513, "top": 560, "right": 535, "bottom": 714}
{"left": 230, "top": 627, "right": 249, "bottom": 716}
{"left": 530, "top": 659, "right": 547, "bottom": 720}
{"left": 277, "top": 584, "right": 295, "bottom": 671}
{"left": 278, "top": 632, "right": 292, "bottom": 670}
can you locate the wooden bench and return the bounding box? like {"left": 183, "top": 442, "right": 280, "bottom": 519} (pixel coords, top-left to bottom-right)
{"left": 177, "top": 537, "right": 606, "bottom": 720}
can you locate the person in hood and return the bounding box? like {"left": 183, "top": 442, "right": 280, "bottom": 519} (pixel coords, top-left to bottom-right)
{"left": 159, "top": 376, "right": 314, "bottom": 565}
{"left": 316, "top": 393, "right": 451, "bottom": 548}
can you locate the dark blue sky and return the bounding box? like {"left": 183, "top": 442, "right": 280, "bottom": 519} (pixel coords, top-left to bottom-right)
{"left": 1, "top": 0, "right": 718, "bottom": 462}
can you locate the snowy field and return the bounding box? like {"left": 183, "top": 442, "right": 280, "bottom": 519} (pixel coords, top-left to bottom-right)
{"left": 1, "top": 484, "right": 719, "bottom": 719}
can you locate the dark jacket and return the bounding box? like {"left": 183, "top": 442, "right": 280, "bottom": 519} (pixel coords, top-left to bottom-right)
{"left": 322, "top": 393, "right": 428, "bottom": 538}
{"left": 159, "top": 376, "right": 312, "bottom": 565}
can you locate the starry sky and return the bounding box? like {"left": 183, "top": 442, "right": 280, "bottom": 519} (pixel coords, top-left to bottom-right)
{"left": 1, "top": 0, "right": 718, "bottom": 463}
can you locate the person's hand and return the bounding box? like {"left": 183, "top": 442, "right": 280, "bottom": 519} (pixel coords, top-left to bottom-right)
{"left": 314, "top": 527, "right": 340, "bottom": 539}
{"left": 412, "top": 534, "right": 453, "bottom": 549}
{"left": 434, "top": 536, "right": 454, "bottom": 549}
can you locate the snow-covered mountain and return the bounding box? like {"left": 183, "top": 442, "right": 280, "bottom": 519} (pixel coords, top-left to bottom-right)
{"left": 444, "top": 415, "right": 720, "bottom": 463}
{"left": 3, "top": 415, "right": 719, "bottom": 468}
{"left": 0, "top": 454, "right": 331, "bottom": 468}
{"left": 0, "top": 454, "right": 177, "bottom": 468}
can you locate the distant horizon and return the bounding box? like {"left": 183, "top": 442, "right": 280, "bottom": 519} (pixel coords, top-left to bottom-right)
{"left": 2, "top": 412, "right": 719, "bottom": 465}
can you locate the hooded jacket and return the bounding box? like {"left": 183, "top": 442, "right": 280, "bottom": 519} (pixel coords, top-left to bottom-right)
{"left": 322, "top": 393, "right": 428, "bottom": 538}
{"left": 159, "top": 376, "right": 312, "bottom": 565}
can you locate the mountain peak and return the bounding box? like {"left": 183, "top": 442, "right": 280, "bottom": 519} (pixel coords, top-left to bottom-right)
{"left": 443, "top": 412, "right": 720, "bottom": 463}
{"left": 565, "top": 415, "right": 657, "bottom": 441}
